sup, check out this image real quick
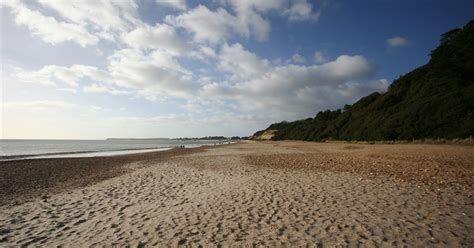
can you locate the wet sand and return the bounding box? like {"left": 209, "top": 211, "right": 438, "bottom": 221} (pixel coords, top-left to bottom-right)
{"left": 0, "top": 141, "right": 473, "bottom": 246}
{"left": 0, "top": 147, "right": 207, "bottom": 206}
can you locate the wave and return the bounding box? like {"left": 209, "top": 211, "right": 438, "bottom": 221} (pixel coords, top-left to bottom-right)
{"left": 0, "top": 146, "right": 174, "bottom": 161}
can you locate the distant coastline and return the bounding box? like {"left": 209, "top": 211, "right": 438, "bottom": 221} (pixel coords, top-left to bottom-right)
{"left": 107, "top": 136, "right": 237, "bottom": 141}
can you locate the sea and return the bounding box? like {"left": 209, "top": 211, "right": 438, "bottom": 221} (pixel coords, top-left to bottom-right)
{"left": 0, "top": 139, "right": 229, "bottom": 161}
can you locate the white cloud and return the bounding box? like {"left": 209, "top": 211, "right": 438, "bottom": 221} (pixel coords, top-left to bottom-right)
{"left": 4, "top": 0, "right": 323, "bottom": 50}
{"left": 225, "top": 1, "right": 271, "bottom": 42}
{"left": 16, "top": 64, "right": 112, "bottom": 88}
{"left": 83, "top": 84, "right": 131, "bottom": 96}
{"left": 225, "top": 0, "right": 320, "bottom": 23}
{"left": 107, "top": 49, "right": 197, "bottom": 98}
{"left": 166, "top": 1, "right": 322, "bottom": 45}
{"left": 70, "top": 65, "right": 113, "bottom": 82}
{"left": 57, "top": 88, "right": 78, "bottom": 94}
{"left": 17, "top": 65, "right": 79, "bottom": 87}
{"left": 386, "top": 36, "right": 409, "bottom": 47}
{"left": 2, "top": 0, "right": 142, "bottom": 46}
{"left": 218, "top": 43, "right": 269, "bottom": 80}
{"left": 156, "top": 0, "right": 187, "bottom": 10}
{"left": 315, "top": 55, "right": 374, "bottom": 82}
{"left": 224, "top": 0, "right": 285, "bottom": 13}
{"left": 313, "top": 50, "right": 326, "bottom": 63}
{"left": 166, "top": 5, "right": 243, "bottom": 44}
{"left": 283, "top": 1, "right": 320, "bottom": 22}
{"left": 3, "top": 0, "right": 99, "bottom": 47}
{"left": 16, "top": 49, "right": 198, "bottom": 100}
{"left": 38, "top": 0, "right": 140, "bottom": 40}
{"left": 123, "top": 24, "right": 191, "bottom": 55}
{"left": 203, "top": 45, "right": 384, "bottom": 119}
{"left": 16, "top": 39, "right": 387, "bottom": 122}
{"left": 4, "top": 0, "right": 391, "bottom": 135}
{"left": 166, "top": 4, "right": 270, "bottom": 44}
{"left": 190, "top": 46, "right": 217, "bottom": 60}
{"left": 290, "top": 53, "right": 306, "bottom": 64}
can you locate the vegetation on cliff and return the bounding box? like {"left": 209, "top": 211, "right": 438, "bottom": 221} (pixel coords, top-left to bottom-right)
{"left": 255, "top": 21, "right": 474, "bottom": 141}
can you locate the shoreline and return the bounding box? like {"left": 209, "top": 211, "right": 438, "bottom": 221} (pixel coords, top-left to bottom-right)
{"left": 0, "top": 142, "right": 234, "bottom": 161}
{"left": 1, "top": 140, "right": 472, "bottom": 206}
{"left": 0, "top": 147, "right": 173, "bottom": 161}
{"left": 0, "top": 146, "right": 213, "bottom": 206}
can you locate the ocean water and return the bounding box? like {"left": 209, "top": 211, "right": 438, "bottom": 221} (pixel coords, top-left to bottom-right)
{"left": 0, "top": 139, "right": 228, "bottom": 160}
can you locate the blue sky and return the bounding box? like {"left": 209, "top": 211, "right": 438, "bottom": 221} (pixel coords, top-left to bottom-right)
{"left": 1, "top": 0, "right": 473, "bottom": 139}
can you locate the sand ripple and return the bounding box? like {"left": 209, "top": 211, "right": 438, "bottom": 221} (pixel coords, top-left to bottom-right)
{"left": 0, "top": 142, "right": 473, "bottom": 246}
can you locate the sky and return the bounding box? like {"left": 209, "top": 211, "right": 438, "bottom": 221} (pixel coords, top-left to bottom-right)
{"left": 1, "top": 0, "right": 473, "bottom": 139}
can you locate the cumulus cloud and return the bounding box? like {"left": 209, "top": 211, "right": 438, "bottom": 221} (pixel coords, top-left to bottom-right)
{"left": 290, "top": 53, "right": 306, "bottom": 64}
{"left": 123, "top": 23, "right": 191, "bottom": 55}
{"left": 16, "top": 49, "right": 198, "bottom": 100}
{"left": 218, "top": 43, "right": 269, "bottom": 80}
{"left": 313, "top": 51, "right": 326, "bottom": 63}
{"left": 165, "top": 5, "right": 257, "bottom": 44}
{"left": 38, "top": 0, "right": 138, "bottom": 28}
{"left": 224, "top": 0, "right": 285, "bottom": 13}
{"left": 107, "top": 49, "right": 197, "bottom": 98}
{"left": 167, "top": 1, "right": 321, "bottom": 44}
{"left": 4, "top": 0, "right": 323, "bottom": 49}
{"left": 223, "top": 1, "right": 272, "bottom": 41}
{"left": 17, "top": 65, "right": 80, "bottom": 87}
{"left": 190, "top": 46, "right": 217, "bottom": 60}
{"left": 156, "top": 0, "right": 187, "bottom": 10}
{"left": 16, "top": 39, "right": 388, "bottom": 122}
{"left": 2, "top": 0, "right": 142, "bottom": 46}
{"left": 2, "top": 0, "right": 99, "bottom": 47}
{"left": 6, "top": 0, "right": 391, "bottom": 130}
{"left": 16, "top": 64, "right": 111, "bottom": 88}
{"left": 83, "top": 84, "right": 131, "bottom": 96}
{"left": 38, "top": 0, "right": 140, "bottom": 40}
{"left": 225, "top": 0, "right": 320, "bottom": 22}
{"left": 386, "top": 36, "right": 409, "bottom": 47}
{"left": 282, "top": 1, "right": 320, "bottom": 22}
{"left": 201, "top": 44, "right": 387, "bottom": 119}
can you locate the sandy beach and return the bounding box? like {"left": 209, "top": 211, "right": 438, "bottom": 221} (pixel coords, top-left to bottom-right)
{"left": 0, "top": 141, "right": 473, "bottom": 246}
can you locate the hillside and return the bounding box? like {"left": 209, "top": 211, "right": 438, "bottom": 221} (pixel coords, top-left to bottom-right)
{"left": 254, "top": 21, "right": 474, "bottom": 141}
